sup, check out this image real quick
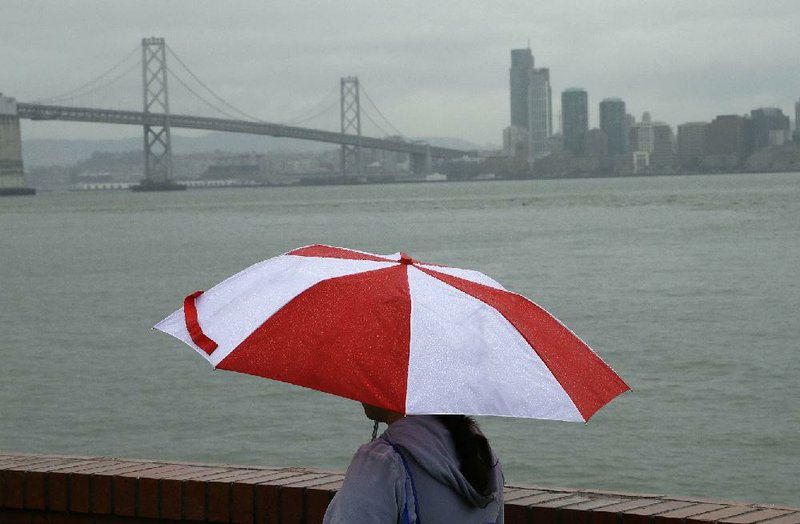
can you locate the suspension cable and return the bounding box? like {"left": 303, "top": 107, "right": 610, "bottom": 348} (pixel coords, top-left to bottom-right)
{"left": 278, "top": 83, "right": 339, "bottom": 125}
{"left": 360, "top": 84, "right": 405, "bottom": 137}
{"left": 361, "top": 108, "right": 392, "bottom": 137}
{"left": 165, "top": 44, "right": 262, "bottom": 122}
{"left": 50, "top": 61, "right": 140, "bottom": 105}
{"left": 167, "top": 70, "right": 243, "bottom": 120}
{"left": 281, "top": 99, "right": 340, "bottom": 127}
{"left": 33, "top": 45, "right": 140, "bottom": 104}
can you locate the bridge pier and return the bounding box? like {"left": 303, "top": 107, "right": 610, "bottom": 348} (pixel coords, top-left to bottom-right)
{"left": 0, "top": 94, "right": 35, "bottom": 196}
{"left": 410, "top": 144, "right": 432, "bottom": 175}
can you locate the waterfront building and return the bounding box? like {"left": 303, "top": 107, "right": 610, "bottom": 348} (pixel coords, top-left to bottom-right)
{"left": 510, "top": 48, "right": 534, "bottom": 130}
{"left": 546, "top": 134, "right": 563, "bottom": 154}
{"left": 205, "top": 153, "right": 268, "bottom": 180}
{"left": 528, "top": 67, "right": 553, "bottom": 162}
{"left": 677, "top": 122, "right": 708, "bottom": 169}
{"left": 625, "top": 114, "right": 635, "bottom": 147}
{"left": 750, "top": 108, "right": 791, "bottom": 149}
{"left": 628, "top": 112, "right": 674, "bottom": 173}
{"left": 506, "top": 48, "right": 533, "bottom": 158}
{"left": 632, "top": 151, "right": 649, "bottom": 173}
{"left": 629, "top": 112, "right": 652, "bottom": 161}
{"left": 599, "top": 98, "right": 627, "bottom": 156}
{"left": 795, "top": 99, "right": 800, "bottom": 141}
{"left": 562, "top": 88, "right": 588, "bottom": 155}
{"left": 651, "top": 123, "right": 674, "bottom": 170}
{"left": 507, "top": 47, "right": 553, "bottom": 164}
{"left": 503, "top": 125, "right": 528, "bottom": 159}
{"left": 705, "top": 115, "right": 754, "bottom": 168}
{"left": 584, "top": 128, "right": 609, "bottom": 165}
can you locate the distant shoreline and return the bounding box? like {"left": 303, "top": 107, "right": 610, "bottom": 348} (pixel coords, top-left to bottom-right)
{"left": 29, "top": 168, "right": 800, "bottom": 193}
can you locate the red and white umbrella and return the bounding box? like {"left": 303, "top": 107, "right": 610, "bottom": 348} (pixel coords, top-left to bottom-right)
{"left": 155, "top": 245, "right": 629, "bottom": 422}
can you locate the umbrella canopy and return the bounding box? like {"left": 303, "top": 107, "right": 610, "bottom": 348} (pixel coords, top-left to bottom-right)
{"left": 155, "top": 245, "right": 629, "bottom": 422}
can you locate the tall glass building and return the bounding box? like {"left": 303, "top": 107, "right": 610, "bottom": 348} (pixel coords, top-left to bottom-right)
{"left": 509, "top": 48, "right": 534, "bottom": 129}
{"left": 508, "top": 48, "right": 552, "bottom": 162}
{"left": 562, "top": 88, "right": 588, "bottom": 155}
{"left": 528, "top": 68, "right": 552, "bottom": 161}
{"left": 599, "top": 98, "right": 627, "bottom": 156}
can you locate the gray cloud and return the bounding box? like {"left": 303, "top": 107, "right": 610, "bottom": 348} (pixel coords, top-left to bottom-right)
{"left": 2, "top": 0, "right": 799, "bottom": 145}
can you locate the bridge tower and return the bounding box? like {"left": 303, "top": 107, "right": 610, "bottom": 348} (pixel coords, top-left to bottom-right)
{"left": 340, "top": 77, "right": 362, "bottom": 179}
{"left": 0, "top": 94, "right": 35, "bottom": 196}
{"left": 136, "top": 37, "right": 181, "bottom": 190}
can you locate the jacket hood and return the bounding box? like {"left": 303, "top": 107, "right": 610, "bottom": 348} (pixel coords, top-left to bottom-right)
{"left": 381, "top": 415, "right": 501, "bottom": 508}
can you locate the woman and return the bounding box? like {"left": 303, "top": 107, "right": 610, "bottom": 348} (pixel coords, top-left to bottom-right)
{"left": 323, "top": 403, "right": 504, "bottom": 523}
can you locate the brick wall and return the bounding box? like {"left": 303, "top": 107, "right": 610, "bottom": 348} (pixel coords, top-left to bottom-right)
{"left": 1, "top": 452, "right": 798, "bottom": 524}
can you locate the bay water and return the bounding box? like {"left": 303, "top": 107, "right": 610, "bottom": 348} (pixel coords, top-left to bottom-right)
{"left": 1, "top": 172, "right": 798, "bottom": 506}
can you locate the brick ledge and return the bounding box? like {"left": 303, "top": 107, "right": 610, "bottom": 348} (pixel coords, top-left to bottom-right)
{"left": 1, "top": 452, "right": 797, "bottom": 524}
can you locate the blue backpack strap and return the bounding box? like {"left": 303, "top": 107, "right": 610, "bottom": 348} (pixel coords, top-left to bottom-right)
{"left": 381, "top": 437, "right": 422, "bottom": 524}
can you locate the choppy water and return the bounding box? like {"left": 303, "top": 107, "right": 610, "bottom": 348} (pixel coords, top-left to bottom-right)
{"left": 1, "top": 173, "right": 798, "bottom": 506}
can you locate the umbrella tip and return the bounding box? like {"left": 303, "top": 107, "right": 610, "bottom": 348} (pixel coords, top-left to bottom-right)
{"left": 399, "top": 252, "right": 413, "bottom": 265}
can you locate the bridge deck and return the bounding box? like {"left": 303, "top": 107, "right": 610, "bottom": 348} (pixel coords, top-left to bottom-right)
{"left": 17, "top": 103, "right": 470, "bottom": 159}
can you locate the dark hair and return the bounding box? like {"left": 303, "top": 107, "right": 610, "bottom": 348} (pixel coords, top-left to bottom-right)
{"left": 435, "top": 415, "right": 495, "bottom": 496}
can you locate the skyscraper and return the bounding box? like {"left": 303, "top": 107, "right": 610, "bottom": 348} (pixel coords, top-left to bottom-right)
{"left": 528, "top": 67, "right": 552, "bottom": 160}
{"left": 599, "top": 98, "right": 626, "bottom": 156}
{"left": 562, "top": 88, "right": 588, "bottom": 155}
{"left": 506, "top": 47, "right": 553, "bottom": 163}
{"left": 509, "top": 48, "right": 534, "bottom": 129}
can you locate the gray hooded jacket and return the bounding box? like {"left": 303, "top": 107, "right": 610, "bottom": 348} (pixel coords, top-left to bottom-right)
{"left": 323, "top": 415, "right": 504, "bottom": 523}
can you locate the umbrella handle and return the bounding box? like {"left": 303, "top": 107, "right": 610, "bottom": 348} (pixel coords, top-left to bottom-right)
{"left": 183, "top": 291, "right": 219, "bottom": 354}
{"left": 371, "top": 420, "right": 379, "bottom": 441}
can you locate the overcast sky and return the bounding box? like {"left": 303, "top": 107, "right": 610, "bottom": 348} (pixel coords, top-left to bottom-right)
{"left": 2, "top": 0, "right": 799, "bottom": 147}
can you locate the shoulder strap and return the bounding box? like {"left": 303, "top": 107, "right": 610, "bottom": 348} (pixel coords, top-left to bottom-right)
{"left": 381, "top": 437, "right": 422, "bottom": 524}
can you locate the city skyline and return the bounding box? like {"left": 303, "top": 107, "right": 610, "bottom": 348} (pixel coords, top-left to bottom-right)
{"left": 1, "top": 1, "right": 799, "bottom": 146}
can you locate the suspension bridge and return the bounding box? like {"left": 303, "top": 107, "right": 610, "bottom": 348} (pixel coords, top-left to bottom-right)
{"left": 0, "top": 37, "right": 472, "bottom": 195}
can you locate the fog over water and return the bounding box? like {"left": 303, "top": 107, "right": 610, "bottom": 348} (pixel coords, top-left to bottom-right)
{"left": 1, "top": 173, "right": 798, "bottom": 506}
